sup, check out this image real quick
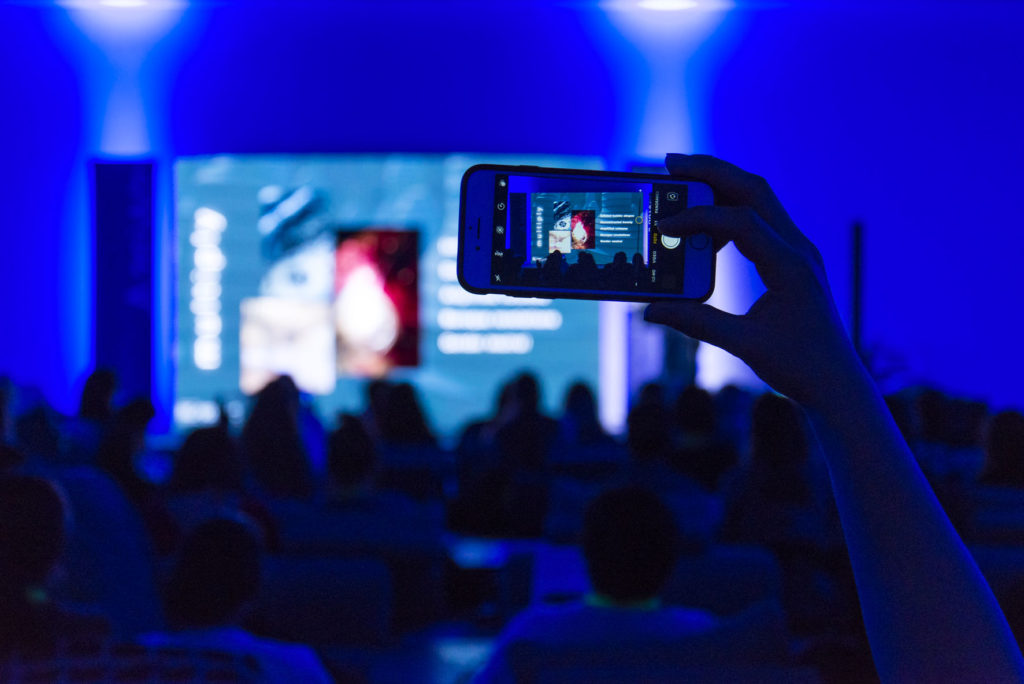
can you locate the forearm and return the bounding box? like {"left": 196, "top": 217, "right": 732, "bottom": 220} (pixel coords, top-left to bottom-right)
{"left": 654, "top": 152, "right": 1024, "bottom": 680}
{"left": 803, "top": 362, "right": 1023, "bottom": 682}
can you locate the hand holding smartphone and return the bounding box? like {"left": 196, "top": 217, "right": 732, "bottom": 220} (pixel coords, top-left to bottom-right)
{"left": 458, "top": 164, "right": 715, "bottom": 302}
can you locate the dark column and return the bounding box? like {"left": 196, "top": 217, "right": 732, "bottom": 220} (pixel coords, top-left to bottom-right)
{"left": 92, "top": 161, "right": 154, "bottom": 402}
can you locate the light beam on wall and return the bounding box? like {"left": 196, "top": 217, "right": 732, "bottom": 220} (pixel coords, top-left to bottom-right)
{"left": 60, "top": 0, "right": 186, "bottom": 154}
{"left": 50, "top": 0, "right": 196, "bottom": 430}
{"left": 638, "top": 0, "right": 700, "bottom": 9}
{"left": 601, "top": 0, "right": 730, "bottom": 158}
{"left": 599, "top": 0, "right": 762, "bottom": 394}
{"left": 59, "top": 0, "right": 186, "bottom": 41}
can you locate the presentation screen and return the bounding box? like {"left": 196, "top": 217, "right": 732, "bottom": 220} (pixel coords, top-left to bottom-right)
{"left": 174, "top": 154, "right": 605, "bottom": 439}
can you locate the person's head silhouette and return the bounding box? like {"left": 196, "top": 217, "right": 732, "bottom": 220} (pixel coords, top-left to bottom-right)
{"left": 0, "top": 475, "right": 66, "bottom": 593}
{"left": 509, "top": 372, "right": 542, "bottom": 417}
{"left": 751, "top": 392, "right": 808, "bottom": 470}
{"left": 78, "top": 369, "right": 117, "bottom": 422}
{"left": 676, "top": 385, "right": 715, "bottom": 436}
{"left": 563, "top": 382, "right": 597, "bottom": 423}
{"left": 984, "top": 410, "right": 1024, "bottom": 486}
{"left": 378, "top": 382, "right": 434, "bottom": 445}
{"left": 164, "top": 518, "right": 262, "bottom": 629}
{"left": 170, "top": 425, "right": 244, "bottom": 494}
{"left": 582, "top": 486, "right": 678, "bottom": 606}
{"left": 328, "top": 414, "right": 377, "bottom": 497}
{"left": 0, "top": 475, "right": 116, "bottom": 653}
{"left": 626, "top": 401, "right": 673, "bottom": 462}
{"left": 241, "top": 375, "right": 312, "bottom": 498}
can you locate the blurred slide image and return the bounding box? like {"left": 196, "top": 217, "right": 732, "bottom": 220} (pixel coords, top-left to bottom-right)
{"left": 239, "top": 297, "right": 336, "bottom": 395}
{"left": 334, "top": 229, "right": 419, "bottom": 377}
{"left": 174, "top": 154, "right": 603, "bottom": 436}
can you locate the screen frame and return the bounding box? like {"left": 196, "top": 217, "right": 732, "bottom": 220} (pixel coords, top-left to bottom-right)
{"left": 458, "top": 164, "right": 715, "bottom": 303}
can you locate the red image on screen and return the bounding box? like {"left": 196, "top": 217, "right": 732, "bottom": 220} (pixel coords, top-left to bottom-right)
{"left": 570, "top": 210, "right": 596, "bottom": 250}
{"left": 334, "top": 229, "right": 419, "bottom": 377}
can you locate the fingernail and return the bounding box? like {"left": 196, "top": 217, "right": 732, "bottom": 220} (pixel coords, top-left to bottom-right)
{"left": 657, "top": 212, "right": 687, "bottom": 234}
{"left": 643, "top": 304, "right": 666, "bottom": 322}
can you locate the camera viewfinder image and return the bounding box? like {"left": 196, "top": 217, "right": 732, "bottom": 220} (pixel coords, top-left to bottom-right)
{"left": 570, "top": 210, "right": 596, "bottom": 250}
{"left": 548, "top": 230, "right": 571, "bottom": 254}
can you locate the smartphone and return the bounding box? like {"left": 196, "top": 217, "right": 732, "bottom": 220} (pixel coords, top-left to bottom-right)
{"left": 458, "top": 164, "right": 715, "bottom": 302}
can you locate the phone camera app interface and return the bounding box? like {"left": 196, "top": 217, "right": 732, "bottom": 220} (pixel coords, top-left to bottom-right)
{"left": 491, "top": 175, "right": 689, "bottom": 294}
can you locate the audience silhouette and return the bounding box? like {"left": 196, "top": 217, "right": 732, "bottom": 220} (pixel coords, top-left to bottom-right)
{"left": 61, "top": 368, "right": 118, "bottom": 465}
{"left": 2, "top": 153, "right": 1023, "bottom": 682}
{"left": 78, "top": 369, "right": 117, "bottom": 424}
{"left": 240, "top": 376, "right": 315, "bottom": 499}
{"left": 141, "top": 518, "right": 331, "bottom": 683}
{"left": 981, "top": 410, "right": 1024, "bottom": 488}
{"left": 557, "top": 381, "right": 614, "bottom": 449}
{"left": 474, "top": 486, "right": 720, "bottom": 682}
{"left": 0, "top": 475, "right": 109, "bottom": 655}
{"left": 376, "top": 382, "right": 436, "bottom": 448}
{"left": 166, "top": 424, "right": 278, "bottom": 552}
{"left": 327, "top": 414, "right": 379, "bottom": 501}
{"left": 670, "top": 385, "right": 736, "bottom": 493}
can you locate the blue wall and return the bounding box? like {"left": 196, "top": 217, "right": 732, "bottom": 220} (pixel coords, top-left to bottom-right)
{"left": 706, "top": 4, "right": 1024, "bottom": 409}
{"left": 0, "top": 6, "right": 84, "bottom": 413}
{"left": 0, "top": 1, "right": 1021, "bottom": 416}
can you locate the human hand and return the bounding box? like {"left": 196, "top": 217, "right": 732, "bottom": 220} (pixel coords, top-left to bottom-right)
{"left": 644, "top": 154, "right": 863, "bottom": 407}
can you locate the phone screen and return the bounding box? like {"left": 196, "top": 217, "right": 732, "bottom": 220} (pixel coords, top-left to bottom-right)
{"left": 489, "top": 172, "right": 698, "bottom": 296}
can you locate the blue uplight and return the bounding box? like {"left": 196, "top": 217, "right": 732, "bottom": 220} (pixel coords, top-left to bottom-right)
{"left": 638, "top": 0, "right": 700, "bottom": 9}
{"left": 59, "top": 0, "right": 185, "bottom": 43}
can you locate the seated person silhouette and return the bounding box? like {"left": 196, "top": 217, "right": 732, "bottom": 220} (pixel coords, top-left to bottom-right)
{"left": 165, "top": 424, "right": 279, "bottom": 552}
{"left": 0, "top": 444, "right": 22, "bottom": 473}
{"left": 604, "top": 251, "right": 632, "bottom": 290}
{"left": 473, "top": 486, "right": 718, "bottom": 682}
{"left": 0, "top": 475, "right": 109, "bottom": 656}
{"left": 139, "top": 518, "right": 331, "bottom": 683}
{"left": 271, "top": 414, "right": 442, "bottom": 556}
{"left": 556, "top": 381, "right": 617, "bottom": 452}
{"left": 61, "top": 368, "right": 117, "bottom": 465}
{"left": 240, "top": 376, "right": 316, "bottom": 500}
{"left": 375, "top": 381, "right": 438, "bottom": 448}
{"left": 326, "top": 414, "right": 437, "bottom": 533}
{"left": 671, "top": 385, "right": 737, "bottom": 493}
{"left": 979, "top": 410, "right": 1024, "bottom": 488}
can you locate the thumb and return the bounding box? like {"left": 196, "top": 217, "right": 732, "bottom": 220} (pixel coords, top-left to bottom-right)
{"left": 644, "top": 301, "right": 746, "bottom": 356}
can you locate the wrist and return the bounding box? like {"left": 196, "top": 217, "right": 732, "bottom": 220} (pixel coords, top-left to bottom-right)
{"left": 797, "top": 350, "right": 878, "bottom": 421}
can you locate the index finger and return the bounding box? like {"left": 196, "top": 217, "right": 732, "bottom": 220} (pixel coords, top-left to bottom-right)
{"left": 660, "top": 204, "right": 802, "bottom": 291}
{"left": 666, "top": 154, "right": 815, "bottom": 259}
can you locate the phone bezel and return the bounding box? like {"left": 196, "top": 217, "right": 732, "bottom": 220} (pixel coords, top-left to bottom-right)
{"left": 457, "top": 164, "right": 716, "bottom": 303}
